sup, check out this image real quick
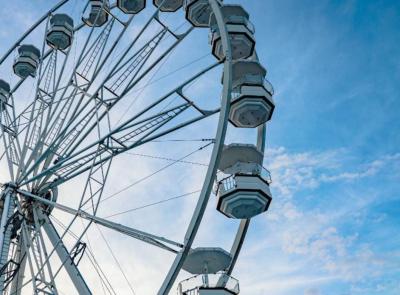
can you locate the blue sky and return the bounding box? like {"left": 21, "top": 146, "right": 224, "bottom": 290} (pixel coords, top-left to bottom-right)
{"left": 0, "top": 0, "right": 399, "bottom": 295}
{"left": 236, "top": 1, "right": 400, "bottom": 294}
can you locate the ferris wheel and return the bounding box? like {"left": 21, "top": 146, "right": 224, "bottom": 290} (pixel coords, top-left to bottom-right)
{"left": 0, "top": 0, "right": 275, "bottom": 294}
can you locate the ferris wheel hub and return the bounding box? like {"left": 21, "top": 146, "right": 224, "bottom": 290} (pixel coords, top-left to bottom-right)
{"left": 18, "top": 184, "right": 58, "bottom": 225}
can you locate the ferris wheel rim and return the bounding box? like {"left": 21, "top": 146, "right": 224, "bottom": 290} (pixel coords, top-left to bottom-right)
{"left": 157, "top": 0, "right": 234, "bottom": 293}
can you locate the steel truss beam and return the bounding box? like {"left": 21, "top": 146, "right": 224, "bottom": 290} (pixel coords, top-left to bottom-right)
{"left": 18, "top": 13, "right": 195, "bottom": 187}
{"left": 17, "top": 190, "right": 182, "bottom": 253}
{"left": 0, "top": 189, "right": 16, "bottom": 290}
{"left": 16, "top": 17, "right": 130, "bottom": 185}
{"left": 14, "top": 202, "right": 55, "bottom": 295}
{"left": 39, "top": 211, "right": 92, "bottom": 295}
{"left": 0, "top": 98, "right": 22, "bottom": 181}
{"left": 10, "top": 238, "right": 27, "bottom": 295}
{"left": 20, "top": 60, "right": 220, "bottom": 188}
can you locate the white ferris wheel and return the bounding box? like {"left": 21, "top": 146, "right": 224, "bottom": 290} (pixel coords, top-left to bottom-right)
{"left": 0, "top": 0, "right": 275, "bottom": 294}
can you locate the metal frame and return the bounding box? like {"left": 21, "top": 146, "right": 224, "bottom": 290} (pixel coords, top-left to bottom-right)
{"left": 0, "top": 0, "right": 268, "bottom": 294}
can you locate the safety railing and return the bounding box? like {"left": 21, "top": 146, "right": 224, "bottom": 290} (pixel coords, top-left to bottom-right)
{"left": 225, "top": 16, "right": 255, "bottom": 34}
{"left": 178, "top": 273, "right": 240, "bottom": 295}
{"left": 231, "top": 77, "right": 274, "bottom": 99}
{"left": 215, "top": 166, "right": 272, "bottom": 195}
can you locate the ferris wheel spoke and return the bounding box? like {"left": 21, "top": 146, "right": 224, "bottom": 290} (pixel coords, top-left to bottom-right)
{"left": 32, "top": 205, "right": 59, "bottom": 292}
{"left": 44, "top": 59, "right": 219, "bottom": 184}
{"left": 13, "top": 198, "right": 59, "bottom": 294}
{"left": 0, "top": 109, "right": 21, "bottom": 181}
{"left": 0, "top": 189, "right": 16, "bottom": 286}
{"left": 51, "top": 216, "right": 118, "bottom": 295}
{"left": 16, "top": 5, "right": 135, "bottom": 178}
{"left": 52, "top": 20, "right": 192, "bottom": 159}
{"left": 17, "top": 189, "right": 183, "bottom": 254}
{"left": 17, "top": 223, "right": 40, "bottom": 293}
{"left": 54, "top": 25, "right": 192, "bottom": 162}
{"left": 0, "top": 98, "right": 50, "bottom": 170}
{"left": 0, "top": 83, "right": 24, "bottom": 179}
{"left": 71, "top": 148, "right": 113, "bottom": 214}
{"left": 24, "top": 100, "right": 206, "bottom": 187}
{"left": 15, "top": 20, "right": 104, "bottom": 180}
{"left": 64, "top": 52, "right": 216, "bottom": 167}
{"left": 8, "top": 236, "right": 27, "bottom": 295}
{"left": 15, "top": 20, "right": 131, "bottom": 183}
{"left": 37, "top": 137, "right": 114, "bottom": 214}
{"left": 77, "top": 19, "right": 116, "bottom": 81}
{"left": 0, "top": 85, "right": 25, "bottom": 162}
{"left": 17, "top": 16, "right": 140, "bottom": 180}
{"left": 15, "top": 16, "right": 63, "bottom": 182}
{"left": 18, "top": 14, "right": 194, "bottom": 184}
{"left": 40, "top": 211, "right": 92, "bottom": 295}
{"left": 1, "top": 51, "right": 60, "bottom": 149}
{"left": 20, "top": 51, "right": 60, "bottom": 178}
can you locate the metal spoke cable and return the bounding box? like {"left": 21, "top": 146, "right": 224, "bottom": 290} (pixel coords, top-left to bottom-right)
{"left": 77, "top": 218, "right": 114, "bottom": 295}
{"left": 50, "top": 216, "right": 117, "bottom": 295}
{"left": 130, "top": 52, "right": 211, "bottom": 93}
{"left": 126, "top": 152, "right": 208, "bottom": 167}
{"left": 96, "top": 141, "right": 213, "bottom": 205}
{"left": 113, "top": 20, "right": 188, "bottom": 126}
{"left": 114, "top": 40, "right": 176, "bottom": 126}
{"left": 115, "top": 32, "right": 210, "bottom": 125}
{"left": 156, "top": 66, "right": 205, "bottom": 116}
{"left": 105, "top": 189, "right": 201, "bottom": 218}
{"left": 95, "top": 224, "right": 136, "bottom": 295}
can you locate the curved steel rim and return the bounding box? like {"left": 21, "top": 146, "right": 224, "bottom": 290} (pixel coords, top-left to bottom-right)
{"left": 157, "top": 0, "right": 234, "bottom": 294}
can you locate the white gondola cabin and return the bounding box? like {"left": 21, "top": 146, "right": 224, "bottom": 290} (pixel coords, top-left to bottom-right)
{"left": 209, "top": 5, "right": 255, "bottom": 60}
{"left": 84, "top": 0, "right": 109, "bottom": 27}
{"left": 13, "top": 45, "right": 41, "bottom": 78}
{"left": 0, "top": 79, "right": 10, "bottom": 110}
{"left": 180, "top": 248, "right": 238, "bottom": 295}
{"left": 154, "top": 0, "right": 183, "bottom": 12}
{"left": 215, "top": 144, "right": 272, "bottom": 219}
{"left": 184, "top": 0, "right": 222, "bottom": 27}
{"left": 117, "top": 0, "right": 146, "bottom": 14}
{"left": 229, "top": 59, "right": 275, "bottom": 128}
{"left": 46, "top": 14, "right": 74, "bottom": 50}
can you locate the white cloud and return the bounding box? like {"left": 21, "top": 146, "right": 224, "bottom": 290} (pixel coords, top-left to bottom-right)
{"left": 230, "top": 147, "right": 400, "bottom": 294}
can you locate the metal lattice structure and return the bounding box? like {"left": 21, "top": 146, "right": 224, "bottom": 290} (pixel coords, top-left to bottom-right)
{"left": 0, "top": 0, "right": 275, "bottom": 294}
